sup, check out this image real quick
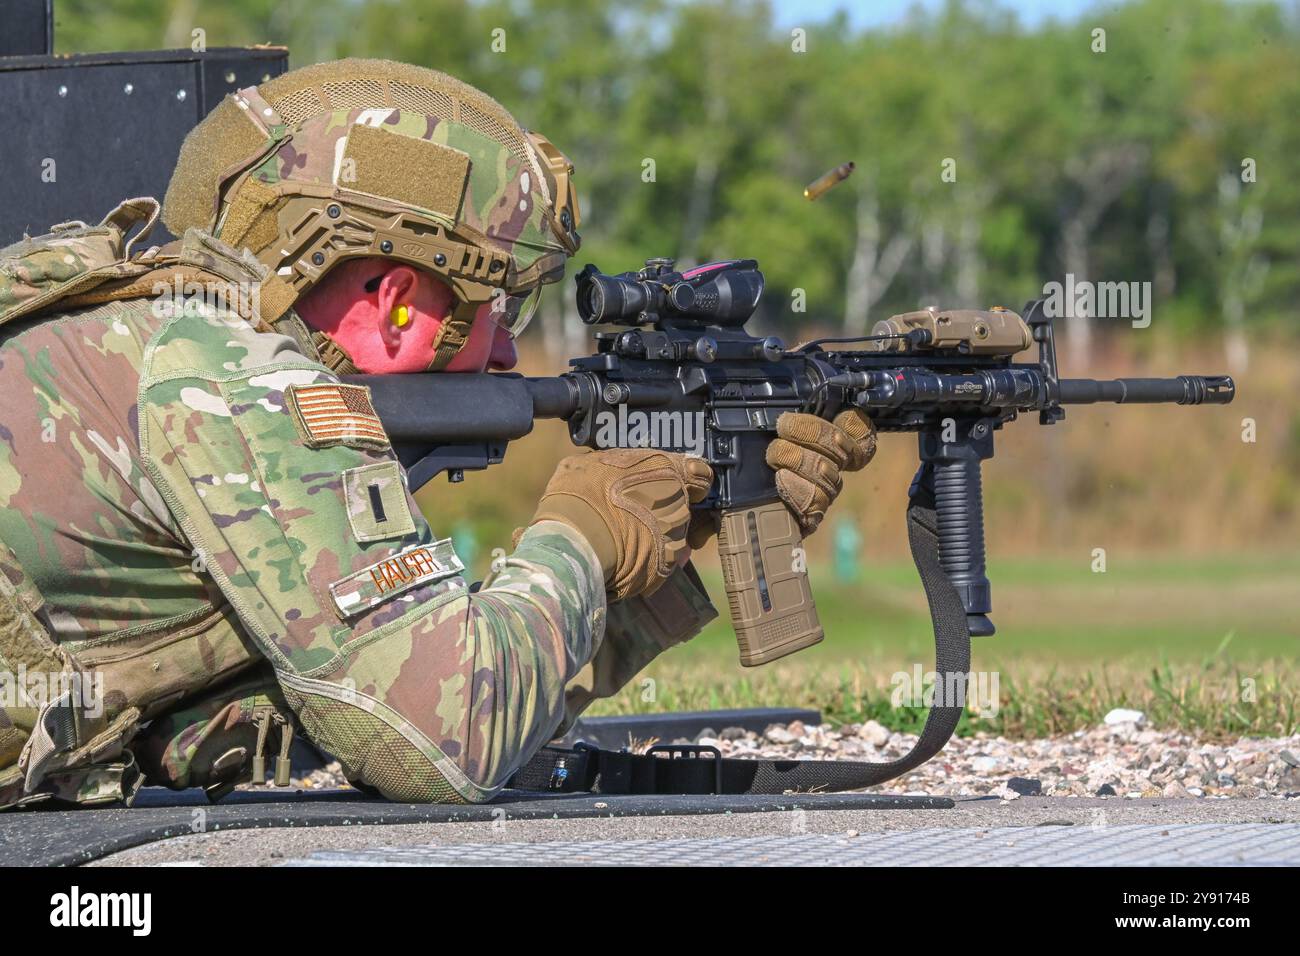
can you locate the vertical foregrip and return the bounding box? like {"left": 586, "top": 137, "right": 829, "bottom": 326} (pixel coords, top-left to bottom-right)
{"left": 931, "top": 457, "right": 995, "bottom": 637}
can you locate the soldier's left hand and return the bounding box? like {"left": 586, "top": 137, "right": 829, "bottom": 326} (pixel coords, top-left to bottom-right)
{"left": 765, "top": 409, "right": 877, "bottom": 536}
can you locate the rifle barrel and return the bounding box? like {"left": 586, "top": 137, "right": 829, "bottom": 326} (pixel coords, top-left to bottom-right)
{"left": 1057, "top": 375, "right": 1235, "bottom": 405}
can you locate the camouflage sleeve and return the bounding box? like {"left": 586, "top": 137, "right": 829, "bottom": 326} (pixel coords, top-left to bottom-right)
{"left": 557, "top": 562, "right": 717, "bottom": 736}
{"left": 138, "top": 312, "right": 605, "bottom": 803}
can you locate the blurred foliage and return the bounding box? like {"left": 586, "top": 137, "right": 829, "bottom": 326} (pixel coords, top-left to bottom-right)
{"left": 50, "top": 0, "right": 1300, "bottom": 346}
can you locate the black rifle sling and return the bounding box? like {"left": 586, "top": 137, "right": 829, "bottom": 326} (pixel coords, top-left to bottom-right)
{"left": 509, "top": 485, "right": 973, "bottom": 796}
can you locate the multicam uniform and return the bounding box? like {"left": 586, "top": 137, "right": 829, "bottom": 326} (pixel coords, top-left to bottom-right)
{"left": 0, "top": 58, "right": 718, "bottom": 808}
{"left": 0, "top": 232, "right": 713, "bottom": 808}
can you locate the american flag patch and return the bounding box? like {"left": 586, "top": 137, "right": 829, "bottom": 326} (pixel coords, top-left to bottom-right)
{"left": 285, "top": 383, "right": 390, "bottom": 451}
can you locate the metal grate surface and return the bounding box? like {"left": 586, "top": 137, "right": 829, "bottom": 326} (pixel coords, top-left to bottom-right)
{"left": 281, "top": 823, "right": 1300, "bottom": 867}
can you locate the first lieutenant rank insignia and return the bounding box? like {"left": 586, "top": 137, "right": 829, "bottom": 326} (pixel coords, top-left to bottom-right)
{"left": 286, "top": 382, "right": 391, "bottom": 451}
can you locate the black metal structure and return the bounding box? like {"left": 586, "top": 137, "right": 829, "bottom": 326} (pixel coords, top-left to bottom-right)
{"left": 0, "top": 0, "right": 54, "bottom": 57}
{"left": 1, "top": 36, "right": 287, "bottom": 244}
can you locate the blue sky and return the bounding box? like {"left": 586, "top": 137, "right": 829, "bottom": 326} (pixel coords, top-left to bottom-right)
{"left": 770, "top": 0, "right": 1101, "bottom": 29}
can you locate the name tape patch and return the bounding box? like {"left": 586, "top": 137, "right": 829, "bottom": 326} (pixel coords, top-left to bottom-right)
{"left": 287, "top": 382, "right": 390, "bottom": 451}
{"left": 330, "top": 539, "right": 465, "bottom": 618}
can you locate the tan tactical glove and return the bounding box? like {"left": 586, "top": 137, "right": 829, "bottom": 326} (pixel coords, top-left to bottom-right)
{"left": 529, "top": 449, "right": 714, "bottom": 601}
{"left": 764, "top": 409, "right": 877, "bottom": 536}
{"left": 684, "top": 409, "right": 877, "bottom": 548}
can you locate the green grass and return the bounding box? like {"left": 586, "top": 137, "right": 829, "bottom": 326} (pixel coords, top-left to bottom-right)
{"left": 583, "top": 552, "right": 1300, "bottom": 739}
{"left": 675, "top": 552, "right": 1300, "bottom": 662}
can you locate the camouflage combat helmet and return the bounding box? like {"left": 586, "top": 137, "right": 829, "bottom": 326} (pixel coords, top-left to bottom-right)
{"left": 162, "top": 58, "right": 581, "bottom": 370}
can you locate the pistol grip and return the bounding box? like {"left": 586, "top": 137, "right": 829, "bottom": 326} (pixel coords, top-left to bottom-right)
{"left": 716, "top": 500, "right": 824, "bottom": 667}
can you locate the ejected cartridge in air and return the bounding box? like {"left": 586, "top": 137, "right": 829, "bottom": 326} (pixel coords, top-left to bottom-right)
{"left": 804, "top": 161, "right": 856, "bottom": 200}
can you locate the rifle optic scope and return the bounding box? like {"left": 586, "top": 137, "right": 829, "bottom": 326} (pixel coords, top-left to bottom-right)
{"left": 575, "top": 257, "right": 764, "bottom": 326}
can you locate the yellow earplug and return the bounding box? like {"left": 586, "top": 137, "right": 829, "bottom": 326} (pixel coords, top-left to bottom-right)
{"left": 390, "top": 304, "right": 411, "bottom": 328}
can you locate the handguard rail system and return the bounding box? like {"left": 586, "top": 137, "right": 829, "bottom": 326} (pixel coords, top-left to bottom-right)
{"left": 353, "top": 256, "right": 1233, "bottom": 658}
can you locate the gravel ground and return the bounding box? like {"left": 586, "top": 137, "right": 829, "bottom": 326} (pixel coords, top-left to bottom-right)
{"left": 285, "top": 711, "right": 1300, "bottom": 801}
{"left": 707, "top": 716, "right": 1300, "bottom": 800}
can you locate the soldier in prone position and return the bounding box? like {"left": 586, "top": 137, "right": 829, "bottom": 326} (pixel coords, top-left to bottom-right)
{"left": 0, "top": 60, "right": 875, "bottom": 808}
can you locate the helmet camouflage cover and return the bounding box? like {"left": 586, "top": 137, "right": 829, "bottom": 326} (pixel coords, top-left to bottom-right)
{"left": 162, "top": 58, "right": 581, "bottom": 369}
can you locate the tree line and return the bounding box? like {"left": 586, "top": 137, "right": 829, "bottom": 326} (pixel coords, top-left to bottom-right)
{"left": 57, "top": 0, "right": 1300, "bottom": 369}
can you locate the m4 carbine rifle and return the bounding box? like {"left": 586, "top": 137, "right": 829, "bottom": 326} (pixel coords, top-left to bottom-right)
{"left": 356, "top": 256, "right": 1234, "bottom": 661}
{"left": 351, "top": 256, "right": 1234, "bottom": 796}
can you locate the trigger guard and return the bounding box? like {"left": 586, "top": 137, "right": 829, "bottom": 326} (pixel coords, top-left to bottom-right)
{"left": 908, "top": 462, "right": 936, "bottom": 509}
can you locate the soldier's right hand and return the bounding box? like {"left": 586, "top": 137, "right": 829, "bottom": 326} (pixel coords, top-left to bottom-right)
{"left": 528, "top": 449, "right": 713, "bottom": 601}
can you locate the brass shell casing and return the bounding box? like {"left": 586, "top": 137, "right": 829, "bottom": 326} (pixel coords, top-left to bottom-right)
{"left": 803, "top": 162, "right": 856, "bottom": 201}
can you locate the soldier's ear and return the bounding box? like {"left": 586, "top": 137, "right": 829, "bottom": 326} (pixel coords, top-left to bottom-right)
{"left": 376, "top": 266, "right": 420, "bottom": 347}
{"left": 375, "top": 265, "right": 418, "bottom": 311}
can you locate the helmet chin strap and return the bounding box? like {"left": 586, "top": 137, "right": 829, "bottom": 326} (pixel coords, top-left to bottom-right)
{"left": 426, "top": 299, "right": 480, "bottom": 371}
{"left": 310, "top": 329, "right": 361, "bottom": 375}
{"left": 261, "top": 308, "right": 361, "bottom": 375}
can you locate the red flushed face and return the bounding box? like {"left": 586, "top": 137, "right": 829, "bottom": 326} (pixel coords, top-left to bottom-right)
{"left": 295, "top": 260, "right": 519, "bottom": 374}
{"left": 443, "top": 303, "right": 519, "bottom": 373}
